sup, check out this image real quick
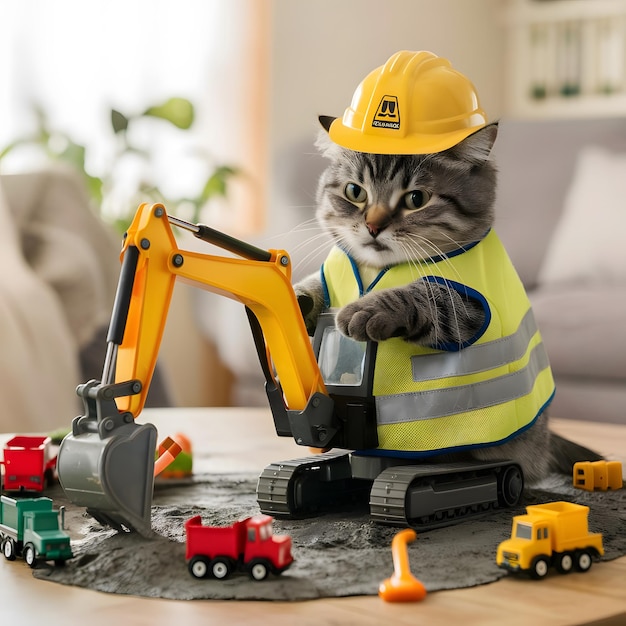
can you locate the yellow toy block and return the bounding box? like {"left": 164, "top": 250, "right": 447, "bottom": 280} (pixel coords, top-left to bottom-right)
{"left": 573, "top": 460, "right": 623, "bottom": 491}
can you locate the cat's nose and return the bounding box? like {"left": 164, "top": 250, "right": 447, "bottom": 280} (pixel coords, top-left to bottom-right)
{"left": 365, "top": 222, "right": 380, "bottom": 239}
{"left": 365, "top": 205, "right": 391, "bottom": 238}
{"left": 366, "top": 222, "right": 383, "bottom": 238}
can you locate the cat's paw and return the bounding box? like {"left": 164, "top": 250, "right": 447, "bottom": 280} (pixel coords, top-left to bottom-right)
{"left": 336, "top": 297, "right": 404, "bottom": 342}
{"left": 294, "top": 288, "right": 322, "bottom": 335}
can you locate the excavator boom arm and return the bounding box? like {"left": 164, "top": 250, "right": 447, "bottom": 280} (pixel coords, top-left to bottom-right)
{"left": 114, "top": 203, "right": 327, "bottom": 418}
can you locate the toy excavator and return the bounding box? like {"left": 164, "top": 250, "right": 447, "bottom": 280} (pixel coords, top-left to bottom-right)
{"left": 57, "top": 203, "right": 524, "bottom": 537}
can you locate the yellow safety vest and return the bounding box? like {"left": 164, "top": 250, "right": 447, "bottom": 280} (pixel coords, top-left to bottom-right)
{"left": 321, "top": 230, "right": 555, "bottom": 456}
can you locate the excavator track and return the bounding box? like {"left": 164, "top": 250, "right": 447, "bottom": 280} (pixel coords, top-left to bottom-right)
{"left": 369, "top": 460, "right": 524, "bottom": 531}
{"left": 258, "top": 452, "right": 523, "bottom": 529}
{"left": 256, "top": 450, "right": 369, "bottom": 517}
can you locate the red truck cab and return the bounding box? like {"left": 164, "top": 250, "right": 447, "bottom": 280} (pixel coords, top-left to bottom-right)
{"left": 185, "top": 514, "right": 293, "bottom": 580}
{"left": 1, "top": 436, "right": 57, "bottom": 492}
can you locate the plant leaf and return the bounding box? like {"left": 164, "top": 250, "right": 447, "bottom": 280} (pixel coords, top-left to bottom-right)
{"left": 111, "top": 109, "right": 129, "bottom": 134}
{"left": 0, "top": 137, "right": 34, "bottom": 161}
{"left": 199, "top": 165, "right": 241, "bottom": 203}
{"left": 142, "top": 97, "right": 194, "bottom": 129}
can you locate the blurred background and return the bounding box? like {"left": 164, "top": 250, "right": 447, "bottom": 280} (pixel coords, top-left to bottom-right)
{"left": 1, "top": 0, "right": 625, "bottom": 428}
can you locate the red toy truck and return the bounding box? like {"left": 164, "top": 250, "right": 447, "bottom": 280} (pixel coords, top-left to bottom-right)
{"left": 185, "top": 514, "right": 293, "bottom": 581}
{"left": 1, "top": 436, "right": 57, "bottom": 492}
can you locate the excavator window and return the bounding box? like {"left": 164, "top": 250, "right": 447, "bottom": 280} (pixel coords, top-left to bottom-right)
{"left": 318, "top": 325, "right": 366, "bottom": 386}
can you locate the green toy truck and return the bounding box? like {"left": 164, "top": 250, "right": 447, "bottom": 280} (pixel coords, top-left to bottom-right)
{"left": 0, "top": 495, "right": 73, "bottom": 567}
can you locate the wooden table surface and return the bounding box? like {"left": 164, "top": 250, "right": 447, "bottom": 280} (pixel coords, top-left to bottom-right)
{"left": 1, "top": 408, "right": 625, "bottom": 626}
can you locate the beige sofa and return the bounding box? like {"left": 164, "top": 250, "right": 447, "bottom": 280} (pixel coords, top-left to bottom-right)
{"left": 0, "top": 167, "right": 171, "bottom": 433}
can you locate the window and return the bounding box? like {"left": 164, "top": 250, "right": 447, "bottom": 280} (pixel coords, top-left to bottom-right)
{"left": 0, "top": 0, "right": 268, "bottom": 233}
{"left": 515, "top": 523, "right": 533, "bottom": 540}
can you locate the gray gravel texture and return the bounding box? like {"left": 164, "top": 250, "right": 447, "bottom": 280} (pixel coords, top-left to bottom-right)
{"left": 32, "top": 473, "right": 625, "bottom": 601}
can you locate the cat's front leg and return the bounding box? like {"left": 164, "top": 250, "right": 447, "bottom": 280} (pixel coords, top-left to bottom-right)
{"left": 293, "top": 273, "right": 326, "bottom": 335}
{"left": 336, "top": 282, "right": 486, "bottom": 346}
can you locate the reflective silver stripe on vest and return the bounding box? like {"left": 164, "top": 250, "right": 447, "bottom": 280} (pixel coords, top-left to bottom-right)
{"left": 378, "top": 341, "right": 550, "bottom": 423}
{"left": 411, "top": 308, "right": 539, "bottom": 382}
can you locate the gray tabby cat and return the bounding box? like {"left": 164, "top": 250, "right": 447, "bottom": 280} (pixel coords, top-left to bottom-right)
{"left": 295, "top": 120, "right": 601, "bottom": 485}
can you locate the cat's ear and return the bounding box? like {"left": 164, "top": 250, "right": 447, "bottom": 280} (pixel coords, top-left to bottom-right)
{"left": 319, "top": 115, "right": 336, "bottom": 132}
{"left": 448, "top": 122, "right": 498, "bottom": 165}
{"left": 315, "top": 122, "right": 342, "bottom": 159}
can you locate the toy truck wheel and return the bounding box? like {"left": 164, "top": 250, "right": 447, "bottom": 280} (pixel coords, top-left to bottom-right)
{"left": 556, "top": 553, "right": 574, "bottom": 574}
{"left": 530, "top": 556, "right": 550, "bottom": 579}
{"left": 498, "top": 465, "right": 524, "bottom": 507}
{"left": 210, "top": 557, "right": 233, "bottom": 580}
{"left": 3, "top": 538, "right": 16, "bottom": 561}
{"left": 248, "top": 560, "right": 270, "bottom": 581}
{"left": 188, "top": 556, "right": 210, "bottom": 579}
{"left": 24, "top": 544, "right": 37, "bottom": 568}
{"left": 575, "top": 550, "right": 592, "bottom": 572}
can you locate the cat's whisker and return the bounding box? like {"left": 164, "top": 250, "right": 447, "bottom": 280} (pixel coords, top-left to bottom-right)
{"left": 402, "top": 235, "right": 471, "bottom": 346}
{"left": 398, "top": 239, "right": 443, "bottom": 341}
{"left": 261, "top": 219, "right": 323, "bottom": 244}
{"left": 292, "top": 243, "right": 333, "bottom": 275}
{"left": 405, "top": 233, "right": 470, "bottom": 303}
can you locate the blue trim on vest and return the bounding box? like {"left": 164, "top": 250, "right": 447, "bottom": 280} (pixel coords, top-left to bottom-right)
{"left": 353, "top": 388, "right": 555, "bottom": 459}
{"left": 364, "top": 267, "right": 390, "bottom": 294}
{"left": 347, "top": 255, "right": 365, "bottom": 295}
{"left": 321, "top": 230, "right": 490, "bottom": 319}
{"left": 321, "top": 251, "right": 392, "bottom": 306}
{"left": 423, "top": 276, "right": 491, "bottom": 352}
{"left": 321, "top": 264, "right": 330, "bottom": 308}
{"left": 339, "top": 248, "right": 392, "bottom": 296}
{"left": 422, "top": 231, "right": 486, "bottom": 264}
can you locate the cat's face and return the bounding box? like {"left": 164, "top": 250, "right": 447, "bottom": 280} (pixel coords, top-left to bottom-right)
{"left": 315, "top": 123, "right": 499, "bottom": 268}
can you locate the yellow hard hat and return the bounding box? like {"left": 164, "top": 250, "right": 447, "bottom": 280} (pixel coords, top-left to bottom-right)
{"left": 321, "top": 50, "right": 487, "bottom": 155}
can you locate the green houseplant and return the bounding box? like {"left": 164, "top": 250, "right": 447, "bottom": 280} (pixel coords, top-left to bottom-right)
{"left": 0, "top": 96, "right": 240, "bottom": 233}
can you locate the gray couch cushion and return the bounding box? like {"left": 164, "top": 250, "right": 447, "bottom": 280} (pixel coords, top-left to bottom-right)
{"left": 530, "top": 285, "right": 626, "bottom": 381}
{"left": 493, "top": 118, "right": 626, "bottom": 289}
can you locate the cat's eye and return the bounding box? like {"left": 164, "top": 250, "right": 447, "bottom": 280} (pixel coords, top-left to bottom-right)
{"left": 402, "top": 189, "right": 431, "bottom": 211}
{"left": 344, "top": 183, "right": 367, "bottom": 204}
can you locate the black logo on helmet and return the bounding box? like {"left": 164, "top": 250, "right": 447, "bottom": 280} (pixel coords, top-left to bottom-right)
{"left": 372, "top": 95, "right": 400, "bottom": 129}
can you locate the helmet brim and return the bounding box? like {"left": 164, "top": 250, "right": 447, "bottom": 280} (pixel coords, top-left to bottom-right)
{"left": 324, "top": 116, "right": 487, "bottom": 155}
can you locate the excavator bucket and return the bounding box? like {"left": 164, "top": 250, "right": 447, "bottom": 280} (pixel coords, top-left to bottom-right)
{"left": 57, "top": 237, "right": 159, "bottom": 537}
{"left": 57, "top": 380, "right": 157, "bottom": 537}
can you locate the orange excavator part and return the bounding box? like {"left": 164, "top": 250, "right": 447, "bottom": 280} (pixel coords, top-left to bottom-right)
{"left": 378, "top": 528, "right": 427, "bottom": 603}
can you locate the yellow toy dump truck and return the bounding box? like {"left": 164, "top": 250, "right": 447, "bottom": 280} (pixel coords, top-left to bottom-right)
{"left": 496, "top": 501, "right": 604, "bottom": 579}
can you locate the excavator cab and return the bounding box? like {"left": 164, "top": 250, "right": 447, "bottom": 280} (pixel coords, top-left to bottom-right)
{"left": 261, "top": 309, "right": 379, "bottom": 453}
{"left": 312, "top": 311, "right": 378, "bottom": 448}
